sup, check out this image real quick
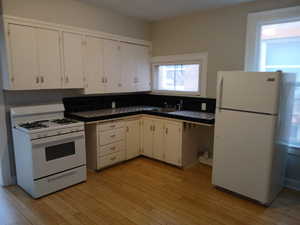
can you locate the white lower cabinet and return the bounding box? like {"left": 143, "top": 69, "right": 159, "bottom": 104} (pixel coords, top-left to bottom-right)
{"left": 85, "top": 116, "right": 186, "bottom": 170}
{"left": 164, "top": 122, "right": 182, "bottom": 166}
{"left": 152, "top": 120, "right": 165, "bottom": 161}
{"left": 85, "top": 120, "right": 126, "bottom": 170}
{"left": 125, "top": 119, "right": 141, "bottom": 160}
{"left": 141, "top": 117, "right": 182, "bottom": 166}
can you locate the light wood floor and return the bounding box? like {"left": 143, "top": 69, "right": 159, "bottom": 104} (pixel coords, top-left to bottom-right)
{"left": 1, "top": 157, "right": 300, "bottom": 225}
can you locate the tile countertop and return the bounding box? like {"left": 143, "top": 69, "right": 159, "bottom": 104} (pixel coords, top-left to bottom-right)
{"left": 66, "top": 106, "right": 215, "bottom": 125}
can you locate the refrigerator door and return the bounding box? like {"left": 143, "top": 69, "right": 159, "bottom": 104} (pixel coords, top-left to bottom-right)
{"left": 212, "top": 109, "right": 279, "bottom": 204}
{"left": 217, "top": 71, "right": 281, "bottom": 114}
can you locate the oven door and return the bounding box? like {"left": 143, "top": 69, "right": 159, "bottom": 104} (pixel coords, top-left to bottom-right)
{"left": 31, "top": 131, "right": 86, "bottom": 180}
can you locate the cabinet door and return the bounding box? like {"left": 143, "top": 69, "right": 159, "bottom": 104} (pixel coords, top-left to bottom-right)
{"left": 37, "top": 28, "right": 61, "bottom": 89}
{"left": 164, "top": 122, "right": 182, "bottom": 166}
{"left": 141, "top": 118, "right": 154, "bottom": 157}
{"left": 121, "top": 43, "right": 136, "bottom": 92}
{"left": 8, "top": 24, "right": 39, "bottom": 90}
{"left": 136, "top": 46, "right": 151, "bottom": 91}
{"left": 152, "top": 119, "right": 165, "bottom": 161}
{"left": 103, "top": 39, "right": 122, "bottom": 92}
{"left": 85, "top": 36, "right": 105, "bottom": 94}
{"left": 125, "top": 120, "right": 140, "bottom": 160}
{"left": 63, "top": 32, "right": 84, "bottom": 88}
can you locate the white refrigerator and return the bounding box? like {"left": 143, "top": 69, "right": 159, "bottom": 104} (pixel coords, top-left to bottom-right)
{"left": 212, "top": 71, "right": 290, "bottom": 205}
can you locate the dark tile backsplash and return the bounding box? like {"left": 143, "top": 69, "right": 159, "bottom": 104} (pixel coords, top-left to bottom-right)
{"left": 63, "top": 93, "right": 216, "bottom": 114}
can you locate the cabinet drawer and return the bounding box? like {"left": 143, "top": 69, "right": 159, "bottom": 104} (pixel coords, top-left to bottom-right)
{"left": 97, "top": 151, "right": 125, "bottom": 169}
{"left": 98, "top": 121, "right": 124, "bottom": 132}
{"left": 98, "top": 141, "right": 125, "bottom": 157}
{"left": 99, "top": 128, "right": 125, "bottom": 146}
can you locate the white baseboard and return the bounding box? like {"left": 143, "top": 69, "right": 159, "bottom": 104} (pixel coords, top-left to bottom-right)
{"left": 285, "top": 178, "right": 300, "bottom": 191}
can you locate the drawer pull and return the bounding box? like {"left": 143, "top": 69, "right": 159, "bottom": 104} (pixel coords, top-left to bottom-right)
{"left": 110, "top": 134, "right": 116, "bottom": 138}
{"left": 110, "top": 125, "right": 116, "bottom": 128}
{"left": 110, "top": 146, "right": 116, "bottom": 150}
{"left": 110, "top": 156, "right": 117, "bottom": 161}
{"left": 47, "top": 171, "right": 76, "bottom": 183}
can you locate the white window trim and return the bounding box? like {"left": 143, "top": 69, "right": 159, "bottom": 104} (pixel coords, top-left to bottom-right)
{"left": 245, "top": 6, "right": 300, "bottom": 71}
{"left": 151, "top": 53, "right": 208, "bottom": 97}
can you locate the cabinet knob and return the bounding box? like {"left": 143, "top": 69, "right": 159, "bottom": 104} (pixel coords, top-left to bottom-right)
{"left": 65, "top": 76, "right": 69, "bottom": 83}
{"left": 40, "top": 76, "right": 44, "bottom": 83}
{"left": 36, "top": 76, "right": 40, "bottom": 84}
{"left": 165, "top": 128, "right": 168, "bottom": 134}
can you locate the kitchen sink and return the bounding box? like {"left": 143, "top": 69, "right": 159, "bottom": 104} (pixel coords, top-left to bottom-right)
{"left": 152, "top": 108, "right": 177, "bottom": 113}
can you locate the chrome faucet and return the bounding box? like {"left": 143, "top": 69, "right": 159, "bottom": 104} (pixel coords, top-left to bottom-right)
{"left": 177, "top": 100, "right": 183, "bottom": 111}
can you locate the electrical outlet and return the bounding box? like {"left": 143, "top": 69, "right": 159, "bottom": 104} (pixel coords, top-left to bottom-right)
{"left": 201, "top": 103, "right": 207, "bottom": 111}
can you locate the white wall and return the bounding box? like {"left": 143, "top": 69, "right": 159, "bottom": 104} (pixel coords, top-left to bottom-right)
{"left": 2, "top": 0, "right": 150, "bottom": 40}
{"left": 151, "top": 0, "right": 300, "bottom": 190}
{"left": 151, "top": 0, "right": 300, "bottom": 98}
{"left": 0, "top": 0, "right": 150, "bottom": 185}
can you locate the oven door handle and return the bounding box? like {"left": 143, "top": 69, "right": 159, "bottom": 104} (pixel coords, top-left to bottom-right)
{"left": 31, "top": 131, "right": 85, "bottom": 146}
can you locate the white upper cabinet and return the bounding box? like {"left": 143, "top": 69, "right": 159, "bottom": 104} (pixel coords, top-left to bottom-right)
{"left": 84, "top": 36, "right": 105, "bottom": 94}
{"left": 7, "top": 24, "right": 62, "bottom": 90}
{"left": 103, "top": 39, "right": 122, "bottom": 93}
{"left": 121, "top": 43, "right": 137, "bottom": 92}
{"left": 136, "top": 46, "right": 151, "bottom": 91}
{"left": 36, "top": 28, "right": 62, "bottom": 89}
{"left": 62, "top": 32, "right": 85, "bottom": 89}
{"left": 1, "top": 16, "right": 151, "bottom": 91}
{"left": 8, "top": 24, "right": 40, "bottom": 90}
{"left": 121, "top": 43, "right": 151, "bottom": 93}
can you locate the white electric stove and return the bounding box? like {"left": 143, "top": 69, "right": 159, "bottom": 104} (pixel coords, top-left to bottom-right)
{"left": 11, "top": 104, "right": 87, "bottom": 198}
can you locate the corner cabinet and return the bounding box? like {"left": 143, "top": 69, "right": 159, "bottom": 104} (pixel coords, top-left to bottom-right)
{"left": 1, "top": 16, "right": 151, "bottom": 92}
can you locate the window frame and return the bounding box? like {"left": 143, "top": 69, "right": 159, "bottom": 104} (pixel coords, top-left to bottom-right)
{"left": 151, "top": 53, "right": 208, "bottom": 97}
{"left": 245, "top": 6, "right": 300, "bottom": 71}
{"left": 245, "top": 6, "right": 300, "bottom": 156}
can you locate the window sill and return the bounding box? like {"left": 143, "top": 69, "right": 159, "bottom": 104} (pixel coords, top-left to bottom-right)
{"left": 278, "top": 141, "right": 300, "bottom": 156}
{"left": 150, "top": 90, "right": 205, "bottom": 98}
{"left": 288, "top": 147, "right": 300, "bottom": 157}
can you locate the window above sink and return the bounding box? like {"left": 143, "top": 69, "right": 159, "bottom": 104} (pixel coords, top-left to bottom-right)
{"left": 151, "top": 53, "right": 208, "bottom": 97}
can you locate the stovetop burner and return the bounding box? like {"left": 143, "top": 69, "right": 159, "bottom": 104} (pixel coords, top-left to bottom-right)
{"left": 51, "top": 118, "right": 76, "bottom": 125}
{"left": 19, "top": 120, "right": 49, "bottom": 130}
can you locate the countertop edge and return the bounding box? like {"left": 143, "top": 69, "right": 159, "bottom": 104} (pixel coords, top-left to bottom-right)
{"left": 66, "top": 110, "right": 215, "bottom": 126}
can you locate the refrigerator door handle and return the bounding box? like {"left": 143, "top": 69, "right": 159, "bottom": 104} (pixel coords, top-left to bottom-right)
{"left": 218, "top": 76, "right": 224, "bottom": 111}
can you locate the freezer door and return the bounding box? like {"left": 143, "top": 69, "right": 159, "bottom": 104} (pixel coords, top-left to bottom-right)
{"left": 217, "top": 71, "right": 280, "bottom": 114}
{"left": 212, "top": 109, "right": 279, "bottom": 204}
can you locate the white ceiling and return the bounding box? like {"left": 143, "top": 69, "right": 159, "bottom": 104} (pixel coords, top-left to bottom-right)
{"left": 82, "top": 0, "right": 256, "bottom": 21}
